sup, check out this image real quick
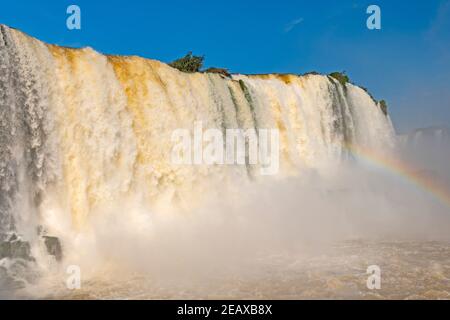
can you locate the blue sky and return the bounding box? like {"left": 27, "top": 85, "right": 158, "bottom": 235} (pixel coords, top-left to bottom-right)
{"left": 1, "top": 0, "right": 449, "bottom": 133}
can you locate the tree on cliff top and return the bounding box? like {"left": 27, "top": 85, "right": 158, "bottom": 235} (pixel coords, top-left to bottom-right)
{"left": 169, "top": 52, "right": 204, "bottom": 73}
{"left": 329, "top": 71, "right": 350, "bottom": 86}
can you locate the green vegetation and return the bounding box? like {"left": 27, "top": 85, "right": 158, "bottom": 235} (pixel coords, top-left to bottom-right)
{"left": 359, "top": 86, "right": 376, "bottom": 102}
{"left": 360, "top": 87, "right": 389, "bottom": 116}
{"left": 168, "top": 55, "right": 389, "bottom": 117}
{"left": 303, "top": 71, "right": 320, "bottom": 76}
{"left": 329, "top": 71, "right": 350, "bottom": 86}
{"left": 169, "top": 52, "right": 204, "bottom": 73}
{"left": 379, "top": 100, "right": 388, "bottom": 116}
{"left": 328, "top": 72, "right": 389, "bottom": 116}
{"left": 204, "top": 67, "right": 231, "bottom": 78}
{"left": 169, "top": 52, "right": 232, "bottom": 77}
{"left": 238, "top": 80, "right": 253, "bottom": 103}
{"left": 238, "top": 80, "right": 258, "bottom": 128}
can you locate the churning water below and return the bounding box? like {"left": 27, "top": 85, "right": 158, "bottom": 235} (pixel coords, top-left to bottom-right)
{"left": 12, "top": 241, "right": 449, "bottom": 300}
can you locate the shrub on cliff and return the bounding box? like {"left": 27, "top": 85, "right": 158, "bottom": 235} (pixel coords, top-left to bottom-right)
{"left": 379, "top": 100, "right": 388, "bottom": 116}
{"left": 360, "top": 86, "right": 376, "bottom": 102}
{"left": 360, "top": 87, "right": 389, "bottom": 116}
{"left": 329, "top": 71, "right": 350, "bottom": 86}
{"left": 169, "top": 52, "right": 204, "bottom": 73}
{"left": 303, "top": 71, "right": 320, "bottom": 76}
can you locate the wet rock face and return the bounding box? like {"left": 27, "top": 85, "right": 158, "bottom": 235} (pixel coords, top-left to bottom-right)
{"left": 0, "top": 231, "right": 62, "bottom": 298}
{"left": 43, "top": 236, "right": 63, "bottom": 261}
{"left": 0, "top": 233, "right": 34, "bottom": 261}
{"left": 0, "top": 231, "right": 63, "bottom": 262}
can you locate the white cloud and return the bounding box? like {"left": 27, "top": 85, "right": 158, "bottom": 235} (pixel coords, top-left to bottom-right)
{"left": 284, "top": 17, "right": 304, "bottom": 33}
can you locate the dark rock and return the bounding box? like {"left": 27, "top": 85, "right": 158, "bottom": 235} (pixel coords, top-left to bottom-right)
{"left": 43, "top": 236, "right": 63, "bottom": 261}
{"left": 0, "top": 232, "right": 63, "bottom": 262}
{"left": 0, "top": 234, "right": 33, "bottom": 261}
{"left": 204, "top": 67, "right": 231, "bottom": 78}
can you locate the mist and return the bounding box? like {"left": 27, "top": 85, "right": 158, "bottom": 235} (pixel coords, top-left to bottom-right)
{"left": 13, "top": 136, "right": 447, "bottom": 299}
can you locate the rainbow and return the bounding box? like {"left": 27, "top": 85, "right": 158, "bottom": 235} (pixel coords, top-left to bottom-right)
{"left": 346, "top": 143, "right": 450, "bottom": 209}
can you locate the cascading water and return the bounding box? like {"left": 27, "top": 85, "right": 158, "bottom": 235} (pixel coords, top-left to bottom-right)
{"left": 0, "top": 24, "right": 398, "bottom": 297}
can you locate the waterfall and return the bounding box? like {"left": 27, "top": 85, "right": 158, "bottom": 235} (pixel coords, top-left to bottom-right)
{"left": 0, "top": 24, "right": 395, "bottom": 253}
